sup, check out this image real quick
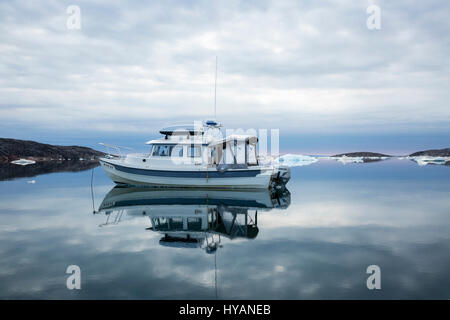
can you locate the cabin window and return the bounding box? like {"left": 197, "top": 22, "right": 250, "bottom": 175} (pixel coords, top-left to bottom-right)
{"left": 154, "top": 217, "right": 169, "bottom": 231}
{"left": 188, "top": 145, "right": 201, "bottom": 158}
{"left": 169, "top": 217, "right": 183, "bottom": 230}
{"left": 160, "top": 145, "right": 170, "bottom": 156}
{"left": 187, "top": 217, "right": 202, "bottom": 231}
{"left": 210, "top": 148, "right": 217, "bottom": 164}
{"left": 151, "top": 145, "right": 161, "bottom": 156}
{"left": 151, "top": 145, "right": 175, "bottom": 157}
{"left": 171, "top": 145, "right": 183, "bottom": 157}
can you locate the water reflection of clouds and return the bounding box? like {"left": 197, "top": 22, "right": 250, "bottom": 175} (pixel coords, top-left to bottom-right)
{"left": 264, "top": 180, "right": 450, "bottom": 228}
{"left": 0, "top": 168, "right": 449, "bottom": 299}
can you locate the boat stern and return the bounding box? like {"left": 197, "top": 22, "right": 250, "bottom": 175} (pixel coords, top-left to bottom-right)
{"left": 270, "top": 165, "right": 291, "bottom": 187}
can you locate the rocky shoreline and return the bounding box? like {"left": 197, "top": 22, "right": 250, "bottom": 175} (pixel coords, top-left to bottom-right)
{"left": 407, "top": 148, "right": 450, "bottom": 166}
{"left": 0, "top": 138, "right": 104, "bottom": 164}
{"left": 409, "top": 148, "right": 450, "bottom": 157}
{"left": 332, "top": 152, "right": 391, "bottom": 157}
{"left": 331, "top": 149, "right": 450, "bottom": 158}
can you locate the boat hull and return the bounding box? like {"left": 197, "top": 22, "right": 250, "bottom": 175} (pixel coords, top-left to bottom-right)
{"left": 99, "top": 159, "right": 273, "bottom": 189}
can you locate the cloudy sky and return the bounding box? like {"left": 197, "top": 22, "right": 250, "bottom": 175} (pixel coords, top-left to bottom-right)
{"left": 0, "top": 0, "right": 449, "bottom": 153}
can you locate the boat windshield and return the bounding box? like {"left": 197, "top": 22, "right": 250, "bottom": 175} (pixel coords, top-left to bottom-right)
{"left": 152, "top": 145, "right": 171, "bottom": 157}
{"left": 150, "top": 144, "right": 185, "bottom": 157}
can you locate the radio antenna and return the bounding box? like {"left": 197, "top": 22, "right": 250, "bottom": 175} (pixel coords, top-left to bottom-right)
{"left": 214, "top": 56, "right": 218, "bottom": 120}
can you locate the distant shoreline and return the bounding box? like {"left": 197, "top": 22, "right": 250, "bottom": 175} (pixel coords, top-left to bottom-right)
{"left": 1, "top": 137, "right": 449, "bottom": 164}
{"left": 331, "top": 152, "right": 391, "bottom": 157}
{"left": 0, "top": 138, "right": 105, "bottom": 164}
{"left": 332, "top": 149, "right": 450, "bottom": 158}
{"left": 328, "top": 151, "right": 449, "bottom": 165}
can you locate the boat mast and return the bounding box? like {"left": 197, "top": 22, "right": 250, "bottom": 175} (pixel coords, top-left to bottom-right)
{"left": 214, "top": 56, "right": 217, "bottom": 120}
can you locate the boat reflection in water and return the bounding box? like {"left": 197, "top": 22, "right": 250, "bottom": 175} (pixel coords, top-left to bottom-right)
{"left": 97, "top": 186, "right": 290, "bottom": 252}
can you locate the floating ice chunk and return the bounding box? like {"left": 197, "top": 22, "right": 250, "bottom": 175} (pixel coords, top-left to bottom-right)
{"left": 11, "top": 159, "right": 36, "bottom": 166}
{"left": 333, "top": 155, "right": 364, "bottom": 165}
{"left": 27, "top": 180, "right": 36, "bottom": 184}
{"left": 318, "top": 156, "right": 334, "bottom": 160}
{"left": 276, "top": 154, "right": 319, "bottom": 167}
{"left": 365, "top": 156, "right": 389, "bottom": 160}
{"left": 409, "top": 156, "right": 449, "bottom": 166}
{"left": 331, "top": 155, "right": 389, "bottom": 165}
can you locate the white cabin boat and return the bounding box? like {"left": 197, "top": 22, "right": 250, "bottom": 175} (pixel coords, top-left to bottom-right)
{"left": 99, "top": 121, "right": 290, "bottom": 189}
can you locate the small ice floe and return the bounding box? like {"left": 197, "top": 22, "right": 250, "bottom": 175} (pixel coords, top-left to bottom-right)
{"left": 334, "top": 155, "right": 364, "bottom": 165}
{"left": 331, "top": 155, "right": 389, "bottom": 165}
{"left": 409, "top": 156, "right": 449, "bottom": 166}
{"left": 11, "top": 159, "right": 36, "bottom": 166}
{"left": 27, "top": 180, "right": 36, "bottom": 184}
{"left": 366, "top": 156, "right": 389, "bottom": 160}
{"left": 276, "top": 154, "right": 319, "bottom": 167}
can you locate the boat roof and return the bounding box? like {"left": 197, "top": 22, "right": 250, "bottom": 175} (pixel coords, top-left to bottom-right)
{"left": 145, "top": 138, "right": 205, "bottom": 145}
{"left": 150, "top": 122, "right": 254, "bottom": 146}
{"left": 159, "top": 120, "right": 221, "bottom": 135}
{"left": 159, "top": 125, "right": 202, "bottom": 136}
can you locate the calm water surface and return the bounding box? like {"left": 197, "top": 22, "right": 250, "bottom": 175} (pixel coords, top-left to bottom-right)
{"left": 0, "top": 159, "right": 449, "bottom": 299}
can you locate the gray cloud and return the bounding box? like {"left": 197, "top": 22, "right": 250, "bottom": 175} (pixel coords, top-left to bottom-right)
{"left": 0, "top": 0, "right": 449, "bottom": 135}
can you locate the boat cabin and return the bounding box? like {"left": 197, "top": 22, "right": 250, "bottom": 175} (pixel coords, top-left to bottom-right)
{"left": 145, "top": 125, "right": 259, "bottom": 167}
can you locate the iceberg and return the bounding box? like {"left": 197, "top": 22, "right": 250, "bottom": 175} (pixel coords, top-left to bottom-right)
{"left": 276, "top": 154, "right": 319, "bottom": 167}
{"left": 334, "top": 155, "right": 364, "bottom": 165}
{"left": 331, "top": 155, "right": 389, "bottom": 165}
{"left": 11, "top": 159, "right": 36, "bottom": 166}
{"left": 409, "top": 156, "right": 449, "bottom": 166}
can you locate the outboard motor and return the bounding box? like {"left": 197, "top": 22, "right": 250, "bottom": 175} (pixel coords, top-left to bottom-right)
{"left": 271, "top": 166, "right": 291, "bottom": 187}
{"left": 270, "top": 187, "right": 291, "bottom": 209}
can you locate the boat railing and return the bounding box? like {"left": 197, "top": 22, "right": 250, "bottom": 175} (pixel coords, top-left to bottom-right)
{"left": 98, "top": 209, "right": 124, "bottom": 227}
{"left": 99, "top": 143, "right": 135, "bottom": 159}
